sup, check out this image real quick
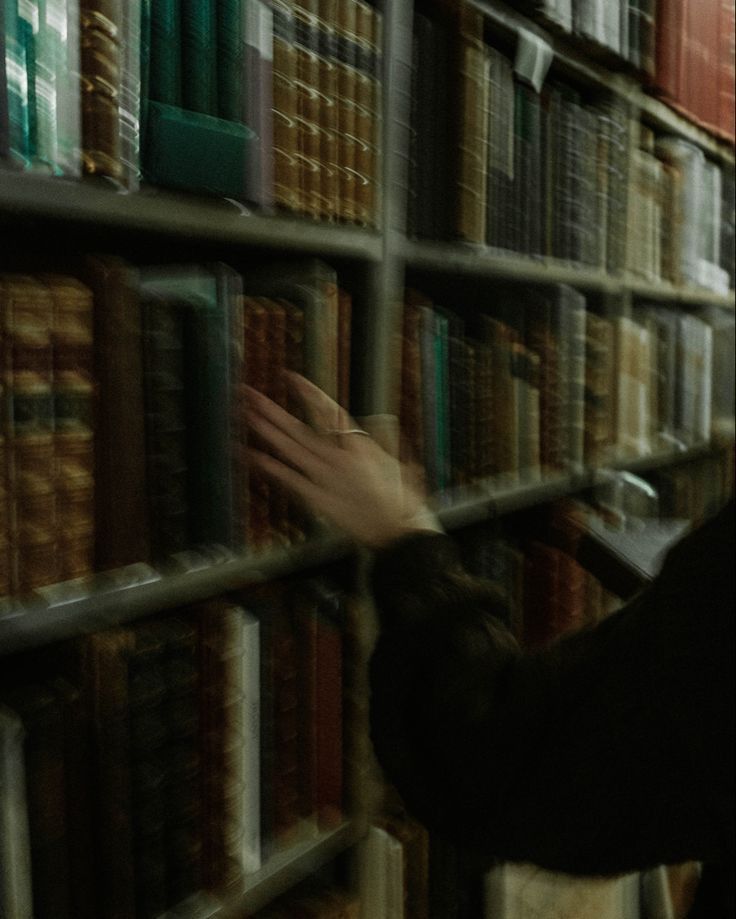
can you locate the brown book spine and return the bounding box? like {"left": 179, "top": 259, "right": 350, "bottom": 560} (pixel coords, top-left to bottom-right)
{"left": 292, "top": 0, "right": 324, "bottom": 218}
{"left": 81, "top": 257, "right": 149, "bottom": 570}
{"left": 0, "top": 276, "right": 57, "bottom": 596}
{"left": 0, "top": 309, "right": 10, "bottom": 595}
{"left": 584, "top": 313, "right": 614, "bottom": 468}
{"left": 335, "top": 0, "right": 359, "bottom": 222}
{"left": 318, "top": 0, "right": 340, "bottom": 220}
{"left": 474, "top": 341, "right": 493, "bottom": 480}
{"left": 314, "top": 594, "right": 343, "bottom": 830}
{"left": 44, "top": 276, "right": 95, "bottom": 583}
{"left": 79, "top": 0, "right": 123, "bottom": 180}
{"left": 353, "top": 1, "right": 382, "bottom": 227}
{"left": 82, "top": 629, "right": 136, "bottom": 919}
{"left": 453, "top": 2, "right": 487, "bottom": 243}
{"left": 271, "top": 0, "right": 301, "bottom": 212}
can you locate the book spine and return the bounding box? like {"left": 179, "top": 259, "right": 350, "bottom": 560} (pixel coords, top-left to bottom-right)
{"left": 314, "top": 589, "right": 343, "bottom": 830}
{"left": 271, "top": 0, "right": 300, "bottom": 211}
{"left": 147, "top": 0, "right": 181, "bottom": 106}
{"left": 291, "top": 0, "right": 323, "bottom": 218}
{"left": 181, "top": 0, "right": 217, "bottom": 115}
{"left": 334, "top": 0, "right": 359, "bottom": 222}
{"left": 353, "top": 0, "right": 382, "bottom": 227}
{"left": 141, "top": 295, "right": 190, "bottom": 559}
{"left": 2, "top": 0, "right": 31, "bottom": 165}
{"left": 216, "top": 0, "right": 244, "bottom": 122}
{"left": 45, "top": 276, "right": 95, "bottom": 583}
{"left": 79, "top": 0, "right": 123, "bottom": 180}
{"left": 240, "top": 608, "right": 261, "bottom": 873}
{"left": 0, "top": 704, "right": 34, "bottom": 919}
{"left": 454, "top": 3, "right": 487, "bottom": 244}
{"left": 1, "top": 276, "right": 57, "bottom": 596}
{"left": 243, "top": 0, "right": 275, "bottom": 208}
{"left": 317, "top": 0, "right": 339, "bottom": 220}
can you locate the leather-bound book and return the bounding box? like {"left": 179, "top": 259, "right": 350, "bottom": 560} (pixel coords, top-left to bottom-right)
{"left": 3, "top": 684, "right": 71, "bottom": 919}
{"left": 44, "top": 275, "right": 95, "bottom": 583}
{"left": 583, "top": 312, "right": 614, "bottom": 468}
{"left": 334, "top": 0, "right": 359, "bottom": 222}
{"left": 353, "top": 0, "right": 382, "bottom": 227}
{"left": 271, "top": 0, "right": 300, "bottom": 212}
{"left": 79, "top": 0, "right": 123, "bottom": 180}
{"left": 50, "top": 677, "right": 97, "bottom": 919}
{"left": 337, "top": 288, "right": 352, "bottom": 411}
{"left": 81, "top": 256, "right": 149, "bottom": 570}
{"left": 281, "top": 298, "right": 309, "bottom": 543}
{"left": 0, "top": 275, "right": 57, "bottom": 596}
{"left": 292, "top": 0, "right": 323, "bottom": 218}
{"left": 81, "top": 630, "right": 136, "bottom": 919}
{"left": 0, "top": 703, "right": 34, "bottom": 919}
{"left": 216, "top": 0, "right": 244, "bottom": 122}
{"left": 266, "top": 297, "right": 290, "bottom": 543}
{"left": 452, "top": 1, "right": 488, "bottom": 244}
{"left": 140, "top": 293, "right": 189, "bottom": 560}
{"left": 317, "top": 0, "right": 339, "bottom": 221}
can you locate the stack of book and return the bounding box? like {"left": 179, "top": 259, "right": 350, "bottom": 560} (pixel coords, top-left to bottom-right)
{"left": 652, "top": 0, "right": 736, "bottom": 144}
{"left": 0, "top": 0, "right": 384, "bottom": 223}
{"left": 0, "top": 577, "right": 354, "bottom": 918}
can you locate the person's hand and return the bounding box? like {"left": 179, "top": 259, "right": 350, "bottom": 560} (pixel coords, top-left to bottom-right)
{"left": 244, "top": 373, "right": 440, "bottom": 549}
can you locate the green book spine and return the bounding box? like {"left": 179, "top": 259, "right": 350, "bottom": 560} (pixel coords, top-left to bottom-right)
{"left": 148, "top": 0, "right": 181, "bottom": 105}
{"left": 216, "top": 0, "right": 244, "bottom": 121}
{"left": 181, "top": 0, "right": 217, "bottom": 115}
{"left": 3, "top": 0, "right": 30, "bottom": 164}
{"left": 14, "top": 0, "right": 35, "bottom": 160}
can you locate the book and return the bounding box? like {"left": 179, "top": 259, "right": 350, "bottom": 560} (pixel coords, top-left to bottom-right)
{"left": 243, "top": 0, "right": 275, "bottom": 209}
{"left": 270, "top": 0, "right": 300, "bottom": 212}
{"left": 79, "top": 0, "right": 123, "bottom": 180}
{"left": 43, "top": 275, "right": 95, "bottom": 583}
{"left": 0, "top": 275, "right": 57, "bottom": 596}
{"left": 0, "top": 703, "right": 33, "bottom": 919}
{"left": 181, "top": 0, "right": 217, "bottom": 115}
{"left": 80, "top": 257, "right": 149, "bottom": 570}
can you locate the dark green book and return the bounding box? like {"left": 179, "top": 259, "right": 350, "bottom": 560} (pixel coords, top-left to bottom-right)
{"left": 148, "top": 0, "right": 181, "bottom": 105}
{"left": 182, "top": 0, "right": 217, "bottom": 115}
{"left": 216, "top": 0, "right": 245, "bottom": 122}
{"left": 144, "top": 100, "right": 255, "bottom": 198}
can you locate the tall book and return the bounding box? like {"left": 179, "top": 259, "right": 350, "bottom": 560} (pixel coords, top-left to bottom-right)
{"left": 181, "top": 0, "right": 217, "bottom": 115}
{"left": 453, "top": 2, "right": 488, "bottom": 244}
{"left": 80, "top": 257, "right": 149, "bottom": 570}
{"left": 43, "top": 275, "right": 95, "bottom": 584}
{"left": 0, "top": 704, "right": 33, "bottom": 919}
{"left": 270, "top": 0, "right": 300, "bottom": 211}
{"left": 80, "top": 0, "right": 123, "bottom": 180}
{"left": 353, "top": 0, "right": 383, "bottom": 227}
{"left": 0, "top": 275, "right": 57, "bottom": 596}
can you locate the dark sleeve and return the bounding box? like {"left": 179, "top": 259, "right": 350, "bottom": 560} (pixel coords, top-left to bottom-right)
{"left": 368, "top": 500, "right": 735, "bottom": 876}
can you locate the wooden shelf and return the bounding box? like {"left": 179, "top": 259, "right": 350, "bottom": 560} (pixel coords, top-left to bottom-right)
{"left": 0, "top": 172, "right": 384, "bottom": 261}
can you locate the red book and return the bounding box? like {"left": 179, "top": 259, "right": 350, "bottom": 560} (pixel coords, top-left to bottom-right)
{"left": 718, "top": 0, "right": 736, "bottom": 141}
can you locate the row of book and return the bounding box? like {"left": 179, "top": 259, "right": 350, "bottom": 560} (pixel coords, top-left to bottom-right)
{"left": 0, "top": 576, "right": 361, "bottom": 919}
{"left": 0, "top": 258, "right": 351, "bottom": 600}
{"left": 502, "top": 0, "right": 735, "bottom": 145}
{"left": 518, "top": 0, "right": 656, "bottom": 74}
{"left": 0, "top": 0, "right": 383, "bottom": 225}
{"left": 399, "top": 284, "right": 736, "bottom": 496}
{"left": 627, "top": 131, "right": 735, "bottom": 293}
{"left": 408, "top": 7, "right": 736, "bottom": 293}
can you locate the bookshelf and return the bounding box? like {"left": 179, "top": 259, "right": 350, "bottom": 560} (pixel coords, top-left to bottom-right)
{"left": 1, "top": 0, "right": 735, "bottom": 916}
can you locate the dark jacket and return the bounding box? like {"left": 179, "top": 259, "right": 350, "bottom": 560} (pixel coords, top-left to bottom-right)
{"left": 369, "top": 499, "right": 735, "bottom": 917}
